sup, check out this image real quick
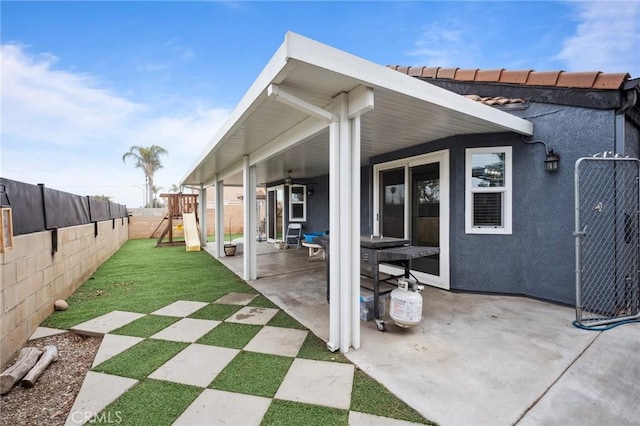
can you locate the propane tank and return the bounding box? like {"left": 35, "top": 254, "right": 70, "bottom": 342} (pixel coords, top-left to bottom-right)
{"left": 390, "top": 278, "right": 423, "bottom": 328}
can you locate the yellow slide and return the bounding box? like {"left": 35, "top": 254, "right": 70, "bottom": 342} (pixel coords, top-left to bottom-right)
{"left": 182, "top": 212, "right": 201, "bottom": 252}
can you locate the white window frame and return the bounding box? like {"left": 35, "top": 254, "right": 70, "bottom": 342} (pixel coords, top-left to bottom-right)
{"left": 288, "top": 184, "right": 306, "bottom": 221}
{"left": 465, "top": 146, "right": 512, "bottom": 235}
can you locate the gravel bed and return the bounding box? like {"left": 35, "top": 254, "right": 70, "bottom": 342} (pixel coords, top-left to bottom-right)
{"left": 0, "top": 333, "right": 102, "bottom": 425}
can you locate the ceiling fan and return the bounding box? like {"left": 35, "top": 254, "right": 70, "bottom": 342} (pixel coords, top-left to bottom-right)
{"left": 263, "top": 170, "right": 317, "bottom": 186}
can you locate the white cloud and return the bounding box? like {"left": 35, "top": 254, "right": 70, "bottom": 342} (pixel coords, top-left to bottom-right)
{"left": 1, "top": 44, "right": 229, "bottom": 207}
{"left": 557, "top": 1, "right": 640, "bottom": 76}
{"left": 405, "top": 20, "right": 480, "bottom": 68}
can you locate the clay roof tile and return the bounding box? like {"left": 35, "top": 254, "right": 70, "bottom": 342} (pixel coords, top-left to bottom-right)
{"left": 437, "top": 68, "right": 459, "bottom": 79}
{"left": 408, "top": 66, "right": 425, "bottom": 77}
{"left": 556, "top": 71, "right": 600, "bottom": 88}
{"left": 475, "top": 69, "right": 505, "bottom": 82}
{"left": 525, "top": 71, "right": 563, "bottom": 87}
{"left": 592, "top": 72, "right": 630, "bottom": 89}
{"left": 454, "top": 69, "right": 479, "bottom": 81}
{"left": 422, "top": 67, "right": 440, "bottom": 78}
{"left": 499, "top": 70, "right": 532, "bottom": 84}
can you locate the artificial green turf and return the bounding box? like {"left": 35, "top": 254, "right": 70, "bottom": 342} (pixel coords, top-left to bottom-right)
{"left": 350, "top": 369, "right": 435, "bottom": 425}
{"left": 211, "top": 351, "right": 293, "bottom": 398}
{"left": 266, "top": 310, "right": 307, "bottom": 330}
{"left": 247, "top": 295, "right": 278, "bottom": 308}
{"left": 188, "top": 303, "right": 242, "bottom": 321}
{"left": 94, "top": 379, "right": 202, "bottom": 425}
{"left": 196, "top": 323, "right": 262, "bottom": 349}
{"left": 92, "top": 339, "right": 188, "bottom": 380}
{"left": 41, "top": 239, "right": 254, "bottom": 329}
{"left": 110, "top": 315, "right": 179, "bottom": 338}
{"left": 296, "top": 333, "right": 349, "bottom": 363}
{"left": 261, "top": 400, "right": 349, "bottom": 426}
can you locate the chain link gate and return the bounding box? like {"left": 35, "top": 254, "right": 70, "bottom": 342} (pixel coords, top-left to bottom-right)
{"left": 574, "top": 154, "right": 640, "bottom": 328}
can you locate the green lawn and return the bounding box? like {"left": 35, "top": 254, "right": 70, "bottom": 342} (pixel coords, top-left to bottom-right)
{"left": 42, "top": 239, "right": 255, "bottom": 329}
{"left": 44, "top": 238, "right": 434, "bottom": 425}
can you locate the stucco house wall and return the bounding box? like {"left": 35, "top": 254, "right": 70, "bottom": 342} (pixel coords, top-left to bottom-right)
{"left": 296, "top": 95, "right": 636, "bottom": 306}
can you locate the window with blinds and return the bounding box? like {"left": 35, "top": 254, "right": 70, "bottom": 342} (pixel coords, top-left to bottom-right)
{"left": 465, "top": 147, "right": 512, "bottom": 234}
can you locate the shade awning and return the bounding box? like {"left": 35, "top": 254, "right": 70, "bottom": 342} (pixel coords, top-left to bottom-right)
{"left": 181, "top": 32, "right": 533, "bottom": 187}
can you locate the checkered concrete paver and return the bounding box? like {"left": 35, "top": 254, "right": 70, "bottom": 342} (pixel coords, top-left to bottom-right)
{"left": 174, "top": 389, "right": 272, "bottom": 426}
{"left": 214, "top": 292, "right": 258, "bottom": 305}
{"left": 150, "top": 318, "right": 220, "bottom": 343}
{"left": 68, "top": 298, "right": 422, "bottom": 426}
{"left": 244, "top": 326, "right": 308, "bottom": 357}
{"left": 91, "top": 334, "right": 144, "bottom": 368}
{"left": 225, "top": 306, "right": 279, "bottom": 325}
{"left": 150, "top": 300, "right": 209, "bottom": 317}
{"left": 275, "top": 358, "right": 355, "bottom": 410}
{"left": 148, "top": 343, "right": 239, "bottom": 387}
{"left": 71, "top": 311, "right": 146, "bottom": 336}
{"left": 64, "top": 372, "right": 137, "bottom": 426}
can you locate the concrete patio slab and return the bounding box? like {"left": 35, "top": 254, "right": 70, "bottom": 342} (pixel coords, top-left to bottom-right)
{"left": 244, "top": 326, "right": 308, "bottom": 357}
{"left": 518, "top": 323, "right": 640, "bottom": 426}
{"left": 28, "top": 326, "right": 68, "bottom": 340}
{"left": 64, "top": 371, "right": 137, "bottom": 426}
{"left": 173, "top": 388, "right": 271, "bottom": 426}
{"left": 348, "top": 412, "right": 425, "bottom": 426}
{"left": 150, "top": 300, "right": 208, "bottom": 317}
{"left": 91, "top": 334, "right": 144, "bottom": 368}
{"left": 226, "top": 306, "right": 279, "bottom": 325}
{"left": 214, "top": 292, "right": 258, "bottom": 305}
{"left": 151, "top": 318, "right": 220, "bottom": 343}
{"left": 347, "top": 290, "right": 602, "bottom": 426}
{"left": 275, "top": 358, "right": 354, "bottom": 410}
{"left": 148, "top": 343, "right": 239, "bottom": 387}
{"left": 70, "top": 311, "right": 146, "bottom": 336}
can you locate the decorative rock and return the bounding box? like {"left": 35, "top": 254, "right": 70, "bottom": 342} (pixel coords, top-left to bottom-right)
{"left": 54, "top": 300, "right": 68, "bottom": 311}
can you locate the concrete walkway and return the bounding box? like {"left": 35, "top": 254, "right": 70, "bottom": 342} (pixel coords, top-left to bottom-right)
{"left": 212, "top": 243, "right": 640, "bottom": 426}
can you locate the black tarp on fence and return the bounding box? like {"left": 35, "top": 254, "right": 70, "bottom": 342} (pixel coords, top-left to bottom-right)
{"left": 0, "top": 178, "right": 128, "bottom": 236}
{"left": 89, "top": 197, "right": 111, "bottom": 222}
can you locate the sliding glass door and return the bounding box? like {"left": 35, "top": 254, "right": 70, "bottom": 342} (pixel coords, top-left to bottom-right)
{"left": 374, "top": 150, "right": 449, "bottom": 289}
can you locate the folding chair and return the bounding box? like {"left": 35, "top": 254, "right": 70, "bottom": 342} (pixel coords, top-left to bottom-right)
{"left": 285, "top": 223, "right": 302, "bottom": 249}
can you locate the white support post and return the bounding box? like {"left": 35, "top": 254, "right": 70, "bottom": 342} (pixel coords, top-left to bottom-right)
{"left": 327, "top": 118, "right": 341, "bottom": 353}
{"left": 337, "top": 93, "right": 352, "bottom": 353}
{"left": 199, "top": 186, "right": 207, "bottom": 246}
{"left": 243, "top": 155, "right": 257, "bottom": 280}
{"left": 351, "top": 115, "right": 361, "bottom": 349}
{"left": 215, "top": 175, "right": 225, "bottom": 258}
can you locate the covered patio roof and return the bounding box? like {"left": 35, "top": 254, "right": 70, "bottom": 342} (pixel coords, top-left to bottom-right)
{"left": 181, "top": 32, "right": 534, "bottom": 354}
{"left": 181, "top": 32, "right": 533, "bottom": 187}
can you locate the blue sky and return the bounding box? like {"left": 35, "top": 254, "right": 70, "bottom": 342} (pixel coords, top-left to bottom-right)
{"left": 2, "top": 1, "right": 639, "bottom": 207}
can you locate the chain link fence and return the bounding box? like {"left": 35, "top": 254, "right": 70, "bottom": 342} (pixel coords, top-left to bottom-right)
{"left": 574, "top": 155, "right": 640, "bottom": 327}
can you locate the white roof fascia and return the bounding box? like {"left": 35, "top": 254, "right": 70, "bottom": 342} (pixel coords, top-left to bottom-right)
{"left": 182, "top": 32, "right": 534, "bottom": 186}
{"left": 284, "top": 32, "right": 534, "bottom": 136}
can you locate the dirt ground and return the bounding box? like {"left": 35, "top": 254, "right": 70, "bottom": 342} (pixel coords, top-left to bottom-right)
{"left": 0, "top": 333, "right": 101, "bottom": 425}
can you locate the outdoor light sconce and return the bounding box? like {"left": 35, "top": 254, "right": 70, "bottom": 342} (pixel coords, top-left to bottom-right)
{"left": 522, "top": 137, "right": 560, "bottom": 172}
{"left": 544, "top": 150, "right": 560, "bottom": 172}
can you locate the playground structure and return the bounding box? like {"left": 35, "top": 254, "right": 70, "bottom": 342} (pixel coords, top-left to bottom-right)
{"left": 151, "top": 193, "right": 201, "bottom": 250}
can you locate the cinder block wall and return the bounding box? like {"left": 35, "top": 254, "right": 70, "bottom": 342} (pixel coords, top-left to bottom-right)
{"left": 128, "top": 206, "right": 245, "bottom": 240}
{"left": 0, "top": 219, "right": 128, "bottom": 369}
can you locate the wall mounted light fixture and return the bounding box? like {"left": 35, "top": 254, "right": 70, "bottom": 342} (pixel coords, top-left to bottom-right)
{"left": 544, "top": 150, "right": 560, "bottom": 172}
{"left": 522, "top": 137, "right": 560, "bottom": 172}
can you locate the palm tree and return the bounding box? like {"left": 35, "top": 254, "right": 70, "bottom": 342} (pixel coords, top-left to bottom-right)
{"left": 122, "top": 145, "right": 168, "bottom": 207}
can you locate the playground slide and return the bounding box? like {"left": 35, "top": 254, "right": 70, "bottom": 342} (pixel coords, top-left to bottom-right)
{"left": 182, "top": 212, "right": 201, "bottom": 252}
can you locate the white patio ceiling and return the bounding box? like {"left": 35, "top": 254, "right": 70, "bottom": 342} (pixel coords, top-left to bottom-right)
{"left": 181, "top": 32, "right": 533, "bottom": 188}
